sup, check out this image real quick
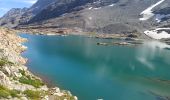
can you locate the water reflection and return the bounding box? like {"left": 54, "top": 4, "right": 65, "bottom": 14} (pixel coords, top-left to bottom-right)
{"left": 136, "top": 41, "right": 170, "bottom": 70}
{"left": 134, "top": 41, "right": 170, "bottom": 98}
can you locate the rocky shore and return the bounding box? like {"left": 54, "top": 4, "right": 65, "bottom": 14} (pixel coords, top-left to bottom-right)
{"left": 0, "top": 27, "right": 77, "bottom": 100}
{"left": 17, "top": 27, "right": 82, "bottom": 36}
{"left": 17, "top": 26, "right": 142, "bottom": 40}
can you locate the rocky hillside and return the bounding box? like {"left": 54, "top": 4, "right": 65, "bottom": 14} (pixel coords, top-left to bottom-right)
{"left": 0, "top": 0, "right": 170, "bottom": 36}
{"left": 0, "top": 8, "right": 27, "bottom": 28}
{"left": 0, "top": 27, "right": 77, "bottom": 100}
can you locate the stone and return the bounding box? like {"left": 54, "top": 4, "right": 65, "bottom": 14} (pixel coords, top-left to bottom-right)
{"left": 4, "top": 66, "right": 11, "bottom": 76}
{"left": 20, "top": 97, "right": 28, "bottom": 100}
{"left": 0, "top": 71, "right": 11, "bottom": 86}
{"left": 74, "top": 96, "right": 78, "bottom": 100}
{"left": 14, "top": 72, "right": 22, "bottom": 78}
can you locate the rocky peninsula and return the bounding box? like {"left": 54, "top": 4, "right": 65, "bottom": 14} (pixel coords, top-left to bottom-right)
{"left": 0, "top": 27, "right": 77, "bottom": 100}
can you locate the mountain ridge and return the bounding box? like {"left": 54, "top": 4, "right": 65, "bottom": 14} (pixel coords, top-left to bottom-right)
{"left": 0, "top": 0, "right": 170, "bottom": 38}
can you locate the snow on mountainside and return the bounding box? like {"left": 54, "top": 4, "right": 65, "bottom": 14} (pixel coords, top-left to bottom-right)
{"left": 139, "top": 0, "right": 170, "bottom": 23}
{"left": 138, "top": 0, "right": 170, "bottom": 40}
{"left": 144, "top": 28, "right": 170, "bottom": 39}
{"left": 139, "top": 0, "right": 165, "bottom": 21}
{"left": 0, "top": 0, "right": 170, "bottom": 39}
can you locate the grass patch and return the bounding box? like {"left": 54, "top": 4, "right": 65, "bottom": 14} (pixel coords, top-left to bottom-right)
{"left": 19, "top": 75, "right": 44, "bottom": 88}
{"left": 0, "top": 58, "right": 14, "bottom": 66}
{"left": 0, "top": 85, "right": 20, "bottom": 98}
{"left": 23, "top": 90, "right": 44, "bottom": 100}
{"left": 10, "top": 90, "right": 20, "bottom": 98}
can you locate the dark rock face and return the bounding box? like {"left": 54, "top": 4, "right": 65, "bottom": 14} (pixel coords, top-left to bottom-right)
{"left": 29, "top": 0, "right": 94, "bottom": 23}
{"left": 0, "top": 0, "right": 170, "bottom": 34}
{"left": 16, "top": 0, "right": 57, "bottom": 25}
{"left": 154, "top": 7, "right": 170, "bottom": 15}
{"left": 29, "top": 0, "right": 120, "bottom": 23}
{"left": 30, "top": 0, "right": 56, "bottom": 14}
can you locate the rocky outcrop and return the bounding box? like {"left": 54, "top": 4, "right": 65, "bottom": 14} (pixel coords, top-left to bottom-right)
{"left": 0, "top": 27, "right": 77, "bottom": 100}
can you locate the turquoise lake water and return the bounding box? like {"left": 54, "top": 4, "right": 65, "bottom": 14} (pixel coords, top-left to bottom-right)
{"left": 21, "top": 34, "right": 170, "bottom": 100}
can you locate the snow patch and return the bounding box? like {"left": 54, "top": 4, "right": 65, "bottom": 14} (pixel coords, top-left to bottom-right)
{"left": 94, "top": 7, "right": 101, "bottom": 10}
{"left": 139, "top": 0, "right": 165, "bottom": 21}
{"left": 156, "top": 28, "right": 170, "bottom": 30}
{"left": 108, "top": 4, "right": 115, "bottom": 7}
{"left": 144, "top": 28, "right": 170, "bottom": 39}
{"left": 88, "top": 7, "right": 93, "bottom": 10}
{"left": 88, "top": 7, "right": 101, "bottom": 10}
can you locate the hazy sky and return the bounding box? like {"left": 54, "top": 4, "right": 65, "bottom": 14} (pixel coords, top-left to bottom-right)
{"left": 0, "top": 0, "right": 37, "bottom": 17}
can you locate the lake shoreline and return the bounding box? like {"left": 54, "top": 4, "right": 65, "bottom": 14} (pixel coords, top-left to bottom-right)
{"left": 19, "top": 28, "right": 170, "bottom": 47}
{"left": 17, "top": 27, "right": 170, "bottom": 44}
{"left": 0, "top": 27, "right": 78, "bottom": 100}
{"left": 16, "top": 27, "right": 141, "bottom": 39}
{"left": 17, "top": 27, "right": 146, "bottom": 48}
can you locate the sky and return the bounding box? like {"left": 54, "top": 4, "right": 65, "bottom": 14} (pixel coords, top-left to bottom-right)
{"left": 0, "top": 0, "right": 37, "bottom": 17}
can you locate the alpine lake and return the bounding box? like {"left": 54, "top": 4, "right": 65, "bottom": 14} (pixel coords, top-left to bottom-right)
{"left": 21, "top": 34, "right": 170, "bottom": 100}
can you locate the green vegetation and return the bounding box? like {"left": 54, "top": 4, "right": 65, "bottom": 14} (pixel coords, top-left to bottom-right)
{"left": 0, "top": 85, "right": 20, "bottom": 98}
{"left": 19, "top": 69, "right": 26, "bottom": 76}
{"left": 0, "top": 58, "right": 14, "bottom": 66}
{"left": 23, "top": 90, "right": 44, "bottom": 100}
{"left": 19, "top": 71, "right": 44, "bottom": 88}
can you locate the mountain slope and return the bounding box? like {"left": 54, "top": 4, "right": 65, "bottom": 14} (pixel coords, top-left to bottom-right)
{"left": 0, "top": 0, "right": 170, "bottom": 36}
{"left": 28, "top": 0, "right": 119, "bottom": 23}
{"left": 0, "top": 8, "right": 27, "bottom": 28}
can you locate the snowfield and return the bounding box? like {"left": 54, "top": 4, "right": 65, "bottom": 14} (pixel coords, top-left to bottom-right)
{"left": 141, "top": 0, "right": 170, "bottom": 39}
{"left": 139, "top": 0, "right": 165, "bottom": 21}
{"left": 144, "top": 28, "right": 170, "bottom": 39}
{"left": 108, "top": 4, "right": 115, "bottom": 7}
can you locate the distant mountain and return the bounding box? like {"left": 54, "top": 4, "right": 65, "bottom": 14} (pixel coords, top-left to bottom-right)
{"left": 0, "top": 0, "right": 55, "bottom": 28}
{"left": 0, "top": 8, "right": 27, "bottom": 28}
{"left": 0, "top": 0, "right": 170, "bottom": 35}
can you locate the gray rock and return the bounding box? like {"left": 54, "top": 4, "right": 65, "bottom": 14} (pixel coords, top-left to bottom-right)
{"left": 0, "top": 71, "right": 11, "bottom": 87}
